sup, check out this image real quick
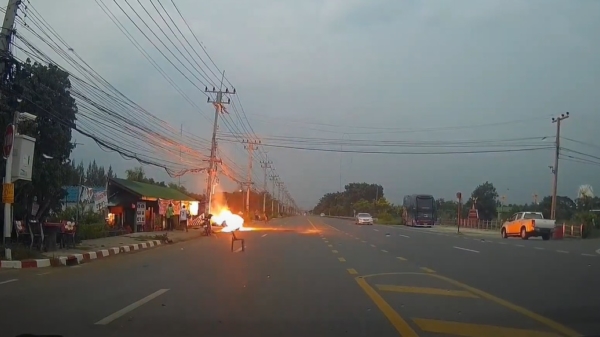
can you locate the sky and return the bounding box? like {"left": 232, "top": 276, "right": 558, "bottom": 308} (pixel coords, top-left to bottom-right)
{"left": 16, "top": 0, "right": 600, "bottom": 210}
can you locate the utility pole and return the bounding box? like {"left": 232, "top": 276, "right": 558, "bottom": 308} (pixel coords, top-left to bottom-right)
{"left": 242, "top": 139, "right": 260, "bottom": 215}
{"left": 260, "top": 156, "right": 272, "bottom": 215}
{"left": 178, "top": 123, "right": 182, "bottom": 187}
{"left": 1, "top": 0, "right": 20, "bottom": 243}
{"left": 550, "top": 112, "right": 569, "bottom": 220}
{"left": 277, "top": 181, "right": 284, "bottom": 215}
{"left": 204, "top": 78, "right": 235, "bottom": 214}
{"left": 270, "top": 174, "right": 278, "bottom": 215}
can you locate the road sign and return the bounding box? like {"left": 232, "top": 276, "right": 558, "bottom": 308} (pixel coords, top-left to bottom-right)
{"left": 2, "top": 183, "right": 14, "bottom": 204}
{"left": 3, "top": 124, "right": 14, "bottom": 159}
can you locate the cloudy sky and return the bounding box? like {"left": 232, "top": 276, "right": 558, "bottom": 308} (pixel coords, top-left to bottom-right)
{"left": 17, "top": 0, "right": 600, "bottom": 209}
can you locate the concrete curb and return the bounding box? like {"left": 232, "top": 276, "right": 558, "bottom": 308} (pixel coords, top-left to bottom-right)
{"left": 0, "top": 239, "right": 163, "bottom": 269}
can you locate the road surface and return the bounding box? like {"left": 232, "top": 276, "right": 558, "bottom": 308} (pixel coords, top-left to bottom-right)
{"left": 0, "top": 216, "right": 597, "bottom": 336}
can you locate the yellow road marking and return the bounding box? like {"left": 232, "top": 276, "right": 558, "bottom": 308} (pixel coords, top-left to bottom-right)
{"left": 420, "top": 267, "right": 436, "bottom": 273}
{"left": 355, "top": 277, "right": 418, "bottom": 337}
{"left": 328, "top": 244, "right": 333, "bottom": 247}
{"left": 381, "top": 249, "right": 388, "bottom": 253}
{"left": 347, "top": 268, "right": 358, "bottom": 275}
{"left": 376, "top": 285, "right": 478, "bottom": 298}
{"left": 338, "top": 257, "right": 346, "bottom": 262}
{"left": 412, "top": 318, "right": 561, "bottom": 337}
{"left": 331, "top": 250, "right": 338, "bottom": 253}
{"left": 356, "top": 271, "right": 581, "bottom": 337}
{"left": 396, "top": 257, "right": 407, "bottom": 261}
{"left": 430, "top": 274, "right": 581, "bottom": 337}
{"left": 370, "top": 244, "right": 376, "bottom": 247}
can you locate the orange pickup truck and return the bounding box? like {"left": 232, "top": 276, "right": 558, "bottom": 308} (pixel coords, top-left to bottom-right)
{"left": 501, "top": 212, "right": 556, "bottom": 240}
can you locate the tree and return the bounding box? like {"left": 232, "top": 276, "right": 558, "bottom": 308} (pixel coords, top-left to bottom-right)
{"left": 468, "top": 182, "right": 498, "bottom": 221}
{"left": 312, "top": 182, "right": 385, "bottom": 216}
{"left": 1, "top": 59, "right": 79, "bottom": 220}
{"left": 126, "top": 166, "right": 146, "bottom": 182}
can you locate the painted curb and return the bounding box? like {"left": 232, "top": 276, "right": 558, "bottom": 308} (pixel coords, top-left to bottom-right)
{"left": 0, "top": 240, "right": 163, "bottom": 269}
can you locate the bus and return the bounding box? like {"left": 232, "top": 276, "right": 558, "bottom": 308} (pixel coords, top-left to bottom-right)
{"left": 402, "top": 194, "right": 436, "bottom": 227}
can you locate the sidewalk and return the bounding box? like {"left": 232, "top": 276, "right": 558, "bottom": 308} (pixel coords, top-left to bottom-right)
{"left": 0, "top": 227, "right": 204, "bottom": 269}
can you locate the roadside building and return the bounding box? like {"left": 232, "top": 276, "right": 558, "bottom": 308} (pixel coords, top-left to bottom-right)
{"left": 106, "top": 178, "right": 199, "bottom": 232}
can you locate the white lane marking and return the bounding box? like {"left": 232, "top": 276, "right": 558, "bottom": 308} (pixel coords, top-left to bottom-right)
{"left": 95, "top": 289, "right": 170, "bottom": 325}
{"left": 515, "top": 244, "right": 525, "bottom": 247}
{"left": 373, "top": 229, "right": 379, "bottom": 232}
{"left": 233, "top": 245, "right": 247, "bottom": 253}
{"left": 498, "top": 242, "right": 507, "bottom": 245}
{"left": 324, "top": 223, "right": 341, "bottom": 232}
{"left": 261, "top": 234, "right": 268, "bottom": 237}
{"left": 534, "top": 247, "right": 545, "bottom": 250}
{"left": 307, "top": 218, "right": 318, "bottom": 230}
{"left": 582, "top": 253, "right": 596, "bottom": 257}
{"left": 37, "top": 272, "right": 52, "bottom": 276}
{"left": 556, "top": 250, "right": 569, "bottom": 254}
{"left": 0, "top": 279, "right": 18, "bottom": 285}
{"left": 399, "top": 234, "right": 410, "bottom": 238}
{"left": 453, "top": 246, "right": 480, "bottom": 253}
{"left": 596, "top": 248, "right": 600, "bottom": 255}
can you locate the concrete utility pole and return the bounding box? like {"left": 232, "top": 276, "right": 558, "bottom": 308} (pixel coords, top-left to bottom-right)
{"left": 550, "top": 112, "right": 569, "bottom": 220}
{"left": 204, "top": 76, "right": 235, "bottom": 214}
{"left": 1, "top": 0, "right": 20, "bottom": 242}
{"left": 277, "top": 181, "right": 284, "bottom": 215}
{"left": 178, "top": 123, "right": 182, "bottom": 187}
{"left": 242, "top": 139, "right": 260, "bottom": 214}
{"left": 260, "top": 156, "right": 272, "bottom": 215}
{"left": 270, "top": 174, "right": 278, "bottom": 215}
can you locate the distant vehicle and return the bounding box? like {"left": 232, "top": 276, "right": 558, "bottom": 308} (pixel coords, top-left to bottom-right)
{"left": 355, "top": 213, "right": 373, "bottom": 225}
{"left": 320, "top": 213, "right": 325, "bottom": 217}
{"left": 501, "top": 212, "right": 556, "bottom": 240}
{"left": 402, "top": 194, "right": 436, "bottom": 227}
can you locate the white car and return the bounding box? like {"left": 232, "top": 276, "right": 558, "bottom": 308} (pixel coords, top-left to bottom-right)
{"left": 355, "top": 213, "right": 374, "bottom": 225}
{"left": 320, "top": 213, "right": 325, "bottom": 217}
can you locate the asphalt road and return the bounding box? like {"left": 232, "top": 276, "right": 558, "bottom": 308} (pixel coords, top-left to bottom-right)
{"left": 0, "top": 216, "right": 597, "bottom": 337}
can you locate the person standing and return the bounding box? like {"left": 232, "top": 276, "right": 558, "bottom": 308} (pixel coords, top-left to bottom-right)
{"left": 180, "top": 204, "right": 190, "bottom": 232}
{"left": 166, "top": 203, "right": 174, "bottom": 231}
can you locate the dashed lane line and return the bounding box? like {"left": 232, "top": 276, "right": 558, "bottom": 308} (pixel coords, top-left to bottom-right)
{"left": 396, "top": 257, "right": 407, "bottom": 261}
{"left": 347, "top": 268, "right": 358, "bottom": 275}
{"left": 556, "top": 250, "right": 569, "bottom": 254}
{"left": 338, "top": 257, "right": 346, "bottom": 262}
{"left": 95, "top": 289, "right": 170, "bottom": 325}
{"left": 331, "top": 250, "right": 339, "bottom": 254}
{"left": 0, "top": 278, "right": 18, "bottom": 285}
{"left": 370, "top": 244, "right": 377, "bottom": 248}
{"left": 381, "top": 249, "right": 388, "bottom": 253}
{"left": 453, "top": 246, "right": 480, "bottom": 253}
{"left": 420, "top": 267, "right": 436, "bottom": 273}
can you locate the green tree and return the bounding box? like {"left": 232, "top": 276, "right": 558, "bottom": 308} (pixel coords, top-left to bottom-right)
{"left": 3, "top": 59, "right": 78, "bottom": 219}
{"left": 352, "top": 199, "right": 371, "bottom": 213}
{"left": 468, "top": 182, "right": 499, "bottom": 221}
{"left": 126, "top": 166, "right": 146, "bottom": 182}
{"left": 312, "top": 182, "right": 385, "bottom": 216}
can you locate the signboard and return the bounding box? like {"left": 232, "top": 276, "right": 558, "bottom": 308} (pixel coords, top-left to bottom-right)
{"left": 10, "top": 134, "right": 36, "bottom": 182}
{"left": 468, "top": 208, "right": 479, "bottom": 220}
{"left": 2, "top": 183, "right": 14, "bottom": 204}
{"left": 136, "top": 202, "right": 146, "bottom": 226}
{"left": 94, "top": 190, "right": 108, "bottom": 213}
{"left": 3, "top": 124, "right": 13, "bottom": 159}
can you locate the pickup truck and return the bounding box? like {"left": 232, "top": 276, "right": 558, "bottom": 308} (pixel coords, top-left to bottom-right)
{"left": 501, "top": 212, "right": 556, "bottom": 240}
